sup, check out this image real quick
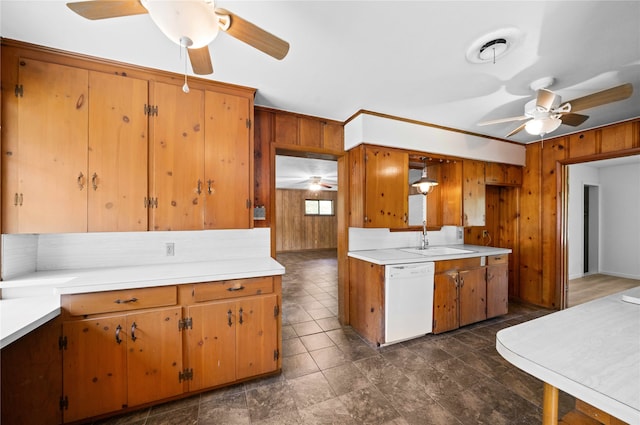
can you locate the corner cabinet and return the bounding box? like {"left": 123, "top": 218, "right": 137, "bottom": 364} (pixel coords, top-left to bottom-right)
{"left": 349, "top": 145, "right": 409, "bottom": 228}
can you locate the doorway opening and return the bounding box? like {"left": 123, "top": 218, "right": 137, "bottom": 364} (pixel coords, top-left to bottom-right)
{"left": 583, "top": 184, "right": 599, "bottom": 275}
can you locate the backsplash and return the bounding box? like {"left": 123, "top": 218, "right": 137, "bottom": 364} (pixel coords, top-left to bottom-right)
{"left": 348, "top": 226, "right": 463, "bottom": 251}
{"left": 1, "top": 229, "right": 271, "bottom": 279}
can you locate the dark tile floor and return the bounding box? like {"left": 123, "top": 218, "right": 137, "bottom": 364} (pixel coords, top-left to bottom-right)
{"left": 95, "top": 249, "right": 574, "bottom": 425}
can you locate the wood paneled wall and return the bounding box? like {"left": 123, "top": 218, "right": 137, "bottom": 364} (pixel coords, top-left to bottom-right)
{"left": 517, "top": 119, "right": 640, "bottom": 309}
{"left": 275, "top": 189, "right": 338, "bottom": 252}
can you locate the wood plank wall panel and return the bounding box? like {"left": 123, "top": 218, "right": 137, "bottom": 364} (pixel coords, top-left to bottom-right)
{"left": 499, "top": 186, "right": 521, "bottom": 299}
{"left": 519, "top": 143, "right": 543, "bottom": 304}
{"left": 540, "top": 137, "right": 567, "bottom": 308}
{"left": 275, "top": 189, "right": 338, "bottom": 252}
{"left": 518, "top": 119, "right": 639, "bottom": 309}
{"left": 254, "top": 109, "right": 272, "bottom": 228}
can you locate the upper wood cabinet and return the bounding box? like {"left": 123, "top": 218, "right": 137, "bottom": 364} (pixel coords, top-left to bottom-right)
{"left": 150, "top": 85, "right": 253, "bottom": 230}
{"left": 485, "top": 162, "right": 523, "bottom": 186}
{"left": 273, "top": 111, "right": 343, "bottom": 152}
{"left": 349, "top": 145, "right": 409, "bottom": 228}
{"left": 2, "top": 58, "right": 148, "bottom": 234}
{"left": 426, "top": 160, "right": 463, "bottom": 227}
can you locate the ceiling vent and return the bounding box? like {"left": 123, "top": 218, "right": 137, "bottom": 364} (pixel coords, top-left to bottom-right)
{"left": 466, "top": 27, "right": 522, "bottom": 64}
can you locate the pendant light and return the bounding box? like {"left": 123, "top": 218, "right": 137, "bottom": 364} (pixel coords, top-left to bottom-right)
{"left": 411, "top": 157, "right": 438, "bottom": 195}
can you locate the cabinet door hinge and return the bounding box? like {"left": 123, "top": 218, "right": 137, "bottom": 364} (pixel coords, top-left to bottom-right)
{"left": 246, "top": 199, "right": 252, "bottom": 209}
{"left": 59, "top": 395, "right": 68, "bottom": 411}
{"left": 273, "top": 305, "right": 280, "bottom": 317}
{"left": 273, "top": 349, "right": 279, "bottom": 361}
{"left": 144, "top": 104, "right": 158, "bottom": 116}
{"left": 246, "top": 118, "right": 251, "bottom": 129}
{"left": 178, "top": 317, "right": 193, "bottom": 330}
{"left": 178, "top": 368, "right": 193, "bottom": 382}
{"left": 144, "top": 197, "right": 158, "bottom": 208}
{"left": 59, "top": 335, "right": 67, "bottom": 350}
{"left": 14, "top": 84, "right": 24, "bottom": 97}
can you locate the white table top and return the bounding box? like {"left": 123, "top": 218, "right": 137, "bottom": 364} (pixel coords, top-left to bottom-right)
{"left": 496, "top": 287, "right": 640, "bottom": 425}
{"left": 1, "top": 257, "right": 285, "bottom": 349}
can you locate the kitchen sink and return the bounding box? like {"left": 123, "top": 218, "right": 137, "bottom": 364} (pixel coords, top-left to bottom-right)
{"left": 400, "top": 246, "right": 475, "bottom": 256}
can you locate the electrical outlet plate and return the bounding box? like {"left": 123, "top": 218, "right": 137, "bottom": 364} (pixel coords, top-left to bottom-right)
{"left": 166, "top": 242, "right": 175, "bottom": 256}
{"left": 482, "top": 230, "right": 489, "bottom": 237}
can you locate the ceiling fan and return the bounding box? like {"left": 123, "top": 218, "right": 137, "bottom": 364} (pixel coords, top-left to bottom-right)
{"left": 478, "top": 79, "right": 633, "bottom": 138}
{"left": 66, "top": 0, "right": 290, "bottom": 75}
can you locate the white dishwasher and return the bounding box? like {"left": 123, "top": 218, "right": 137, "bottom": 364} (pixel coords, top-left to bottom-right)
{"left": 384, "top": 262, "right": 435, "bottom": 345}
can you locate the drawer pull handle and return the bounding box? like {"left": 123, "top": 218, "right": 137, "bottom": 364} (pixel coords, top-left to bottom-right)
{"left": 239, "top": 307, "right": 244, "bottom": 325}
{"left": 227, "top": 286, "right": 245, "bottom": 292}
{"left": 114, "top": 297, "right": 138, "bottom": 304}
{"left": 227, "top": 309, "right": 233, "bottom": 327}
{"left": 131, "top": 322, "right": 137, "bottom": 341}
{"left": 115, "top": 325, "right": 122, "bottom": 344}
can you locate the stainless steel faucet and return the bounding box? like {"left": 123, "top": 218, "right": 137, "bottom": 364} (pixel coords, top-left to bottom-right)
{"left": 421, "top": 220, "right": 429, "bottom": 249}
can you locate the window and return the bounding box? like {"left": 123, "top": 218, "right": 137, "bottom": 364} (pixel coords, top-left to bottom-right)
{"left": 305, "top": 199, "right": 334, "bottom": 216}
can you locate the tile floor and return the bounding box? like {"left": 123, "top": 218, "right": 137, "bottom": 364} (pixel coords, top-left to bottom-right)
{"left": 95, "top": 249, "right": 575, "bottom": 425}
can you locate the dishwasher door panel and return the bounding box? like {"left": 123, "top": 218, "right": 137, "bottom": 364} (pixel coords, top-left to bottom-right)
{"left": 384, "top": 262, "right": 434, "bottom": 345}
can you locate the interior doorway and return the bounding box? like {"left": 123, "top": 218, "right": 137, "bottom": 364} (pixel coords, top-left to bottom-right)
{"left": 583, "top": 184, "right": 599, "bottom": 275}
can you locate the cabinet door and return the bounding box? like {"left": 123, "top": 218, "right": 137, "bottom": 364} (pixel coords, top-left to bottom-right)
{"left": 63, "top": 316, "right": 127, "bottom": 423}
{"left": 10, "top": 58, "right": 89, "bottom": 233}
{"left": 458, "top": 267, "right": 487, "bottom": 326}
{"left": 364, "top": 147, "right": 408, "bottom": 228}
{"left": 88, "top": 71, "right": 148, "bottom": 231}
{"left": 186, "top": 300, "right": 237, "bottom": 391}
{"left": 433, "top": 272, "right": 459, "bottom": 334}
{"left": 150, "top": 82, "right": 205, "bottom": 230}
{"left": 126, "top": 307, "right": 183, "bottom": 407}
{"left": 204, "top": 90, "right": 252, "bottom": 229}
{"left": 236, "top": 294, "right": 279, "bottom": 380}
{"left": 487, "top": 263, "right": 509, "bottom": 318}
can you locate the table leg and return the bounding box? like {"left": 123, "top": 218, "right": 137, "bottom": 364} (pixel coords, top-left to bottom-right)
{"left": 542, "top": 382, "right": 559, "bottom": 425}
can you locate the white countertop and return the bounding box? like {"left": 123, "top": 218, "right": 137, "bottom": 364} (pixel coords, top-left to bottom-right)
{"left": 1, "top": 257, "right": 285, "bottom": 349}
{"left": 348, "top": 244, "right": 511, "bottom": 265}
{"left": 496, "top": 287, "right": 640, "bottom": 424}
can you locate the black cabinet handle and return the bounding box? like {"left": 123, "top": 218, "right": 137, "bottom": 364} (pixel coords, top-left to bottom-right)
{"left": 227, "top": 286, "right": 245, "bottom": 292}
{"left": 115, "top": 325, "right": 122, "bottom": 344}
{"left": 131, "top": 322, "right": 137, "bottom": 341}
{"left": 227, "top": 309, "right": 233, "bottom": 327}
{"left": 239, "top": 307, "right": 244, "bottom": 325}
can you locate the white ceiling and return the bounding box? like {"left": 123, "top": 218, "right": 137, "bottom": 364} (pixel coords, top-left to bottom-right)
{"left": 2, "top": 1, "right": 639, "bottom": 146}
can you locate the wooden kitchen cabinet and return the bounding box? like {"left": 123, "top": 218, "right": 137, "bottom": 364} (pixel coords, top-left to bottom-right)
{"left": 433, "top": 257, "right": 486, "bottom": 334}
{"left": 150, "top": 84, "right": 253, "bottom": 230}
{"left": 349, "top": 144, "right": 409, "bottom": 228}
{"left": 348, "top": 258, "right": 385, "bottom": 345}
{"left": 183, "top": 276, "right": 281, "bottom": 391}
{"left": 426, "top": 160, "right": 463, "bottom": 227}
{"left": 486, "top": 254, "right": 509, "bottom": 318}
{"left": 60, "top": 287, "right": 183, "bottom": 423}
{"left": 272, "top": 110, "right": 343, "bottom": 151}
{"left": 2, "top": 58, "right": 149, "bottom": 234}
{"left": 485, "top": 162, "right": 523, "bottom": 186}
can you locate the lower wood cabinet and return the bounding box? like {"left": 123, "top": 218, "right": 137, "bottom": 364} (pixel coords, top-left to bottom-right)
{"left": 487, "top": 255, "right": 509, "bottom": 318}
{"left": 1, "top": 276, "right": 282, "bottom": 425}
{"left": 186, "top": 294, "right": 279, "bottom": 391}
{"left": 62, "top": 306, "right": 183, "bottom": 422}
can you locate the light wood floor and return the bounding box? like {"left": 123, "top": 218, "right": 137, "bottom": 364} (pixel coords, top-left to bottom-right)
{"left": 567, "top": 274, "right": 640, "bottom": 307}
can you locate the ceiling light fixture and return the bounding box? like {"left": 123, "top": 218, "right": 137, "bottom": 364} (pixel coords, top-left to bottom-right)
{"left": 466, "top": 27, "right": 522, "bottom": 64}
{"left": 141, "top": 0, "right": 222, "bottom": 49}
{"left": 411, "top": 158, "right": 438, "bottom": 195}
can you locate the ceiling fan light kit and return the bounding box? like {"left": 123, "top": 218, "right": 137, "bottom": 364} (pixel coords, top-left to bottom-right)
{"left": 142, "top": 0, "right": 219, "bottom": 49}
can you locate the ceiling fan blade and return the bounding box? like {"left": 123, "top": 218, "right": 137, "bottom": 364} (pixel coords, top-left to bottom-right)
{"left": 564, "top": 83, "right": 633, "bottom": 113}
{"left": 559, "top": 113, "right": 589, "bottom": 126}
{"left": 506, "top": 121, "right": 529, "bottom": 137}
{"left": 320, "top": 183, "right": 333, "bottom": 189}
{"left": 216, "top": 8, "right": 290, "bottom": 60}
{"left": 188, "top": 46, "right": 213, "bottom": 75}
{"left": 536, "top": 89, "right": 556, "bottom": 111}
{"left": 478, "top": 115, "right": 529, "bottom": 126}
{"left": 67, "top": 0, "right": 147, "bottom": 20}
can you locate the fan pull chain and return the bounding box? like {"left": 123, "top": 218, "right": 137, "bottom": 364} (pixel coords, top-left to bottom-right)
{"left": 182, "top": 45, "right": 190, "bottom": 93}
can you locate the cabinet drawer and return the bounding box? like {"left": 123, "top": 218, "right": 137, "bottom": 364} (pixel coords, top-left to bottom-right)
{"left": 63, "top": 286, "right": 177, "bottom": 316}
{"left": 192, "top": 276, "right": 274, "bottom": 303}
{"left": 488, "top": 254, "right": 508, "bottom": 265}
{"left": 435, "top": 257, "right": 482, "bottom": 273}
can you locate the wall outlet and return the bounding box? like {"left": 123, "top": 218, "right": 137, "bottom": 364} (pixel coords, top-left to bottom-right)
{"left": 457, "top": 228, "right": 463, "bottom": 240}
{"left": 165, "top": 242, "right": 175, "bottom": 256}
{"left": 482, "top": 230, "right": 489, "bottom": 238}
